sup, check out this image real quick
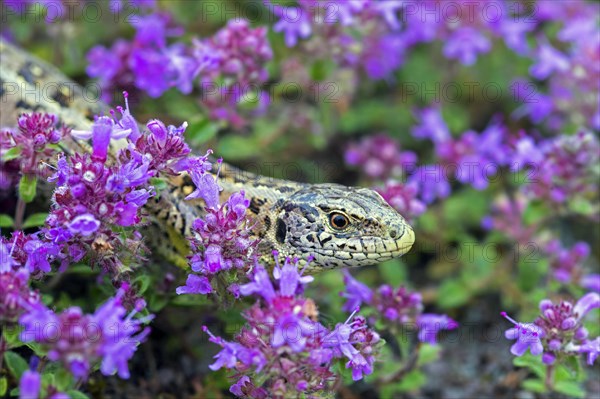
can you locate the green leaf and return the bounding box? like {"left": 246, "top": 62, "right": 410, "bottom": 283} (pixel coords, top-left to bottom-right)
{"left": 216, "top": 136, "right": 259, "bottom": 160}
{"left": 554, "top": 380, "right": 585, "bottom": 398}
{"left": 55, "top": 368, "right": 74, "bottom": 390}
{"left": 310, "top": 59, "right": 334, "bottom": 81}
{"left": 513, "top": 353, "right": 546, "bottom": 379}
{"left": 0, "top": 377, "right": 7, "bottom": 397}
{"left": 187, "top": 117, "right": 219, "bottom": 146}
{"left": 396, "top": 370, "right": 426, "bottom": 392}
{"left": 0, "top": 214, "right": 14, "bottom": 228}
{"left": 133, "top": 274, "right": 151, "bottom": 295}
{"left": 378, "top": 259, "right": 407, "bottom": 287}
{"left": 417, "top": 344, "right": 441, "bottom": 366}
{"left": 22, "top": 213, "right": 48, "bottom": 229}
{"left": 437, "top": 279, "right": 471, "bottom": 308}
{"left": 4, "top": 351, "right": 28, "bottom": 379}
{"left": 523, "top": 201, "right": 547, "bottom": 225}
{"left": 522, "top": 378, "right": 547, "bottom": 393}
{"left": 2, "top": 146, "right": 22, "bottom": 161}
{"left": 67, "top": 391, "right": 91, "bottom": 399}
{"left": 2, "top": 325, "right": 24, "bottom": 349}
{"left": 18, "top": 175, "right": 37, "bottom": 203}
{"left": 149, "top": 177, "right": 168, "bottom": 192}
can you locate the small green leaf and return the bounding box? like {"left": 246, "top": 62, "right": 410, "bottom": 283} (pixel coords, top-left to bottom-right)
{"left": 554, "top": 380, "right": 585, "bottom": 398}
{"left": 2, "top": 146, "right": 22, "bottom": 161}
{"left": 2, "top": 325, "right": 24, "bottom": 349}
{"left": 149, "top": 177, "right": 168, "bottom": 192}
{"left": 417, "top": 344, "right": 441, "bottom": 366}
{"left": 4, "top": 351, "right": 29, "bottom": 379}
{"left": 0, "top": 214, "right": 14, "bottom": 228}
{"left": 378, "top": 259, "right": 407, "bottom": 286}
{"left": 522, "top": 378, "right": 547, "bottom": 393}
{"left": 437, "top": 279, "right": 471, "bottom": 308}
{"left": 187, "top": 117, "right": 219, "bottom": 146}
{"left": 0, "top": 377, "right": 7, "bottom": 396}
{"left": 55, "top": 368, "right": 74, "bottom": 390}
{"left": 18, "top": 175, "right": 37, "bottom": 203}
{"left": 133, "top": 274, "right": 151, "bottom": 295}
{"left": 396, "top": 370, "right": 426, "bottom": 391}
{"left": 22, "top": 213, "right": 48, "bottom": 229}
{"left": 514, "top": 353, "right": 546, "bottom": 379}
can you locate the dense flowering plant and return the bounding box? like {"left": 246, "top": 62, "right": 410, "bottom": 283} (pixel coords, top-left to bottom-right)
{"left": 204, "top": 254, "right": 382, "bottom": 396}
{"left": 1, "top": 0, "right": 599, "bottom": 398}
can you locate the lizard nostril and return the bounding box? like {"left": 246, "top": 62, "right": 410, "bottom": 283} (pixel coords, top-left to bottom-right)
{"left": 389, "top": 230, "right": 397, "bottom": 239}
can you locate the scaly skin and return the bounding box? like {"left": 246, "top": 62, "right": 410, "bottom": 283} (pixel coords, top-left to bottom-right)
{"left": 0, "top": 39, "right": 415, "bottom": 273}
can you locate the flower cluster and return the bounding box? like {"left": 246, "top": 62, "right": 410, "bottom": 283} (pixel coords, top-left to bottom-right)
{"left": 517, "top": 132, "right": 600, "bottom": 208}
{"left": 204, "top": 255, "right": 381, "bottom": 397}
{"left": 502, "top": 293, "right": 600, "bottom": 366}
{"left": 413, "top": 108, "right": 512, "bottom": 190}
{"left": 267, "top": 1, "right": 535, "bottom": 78}
{"left": 87, "top": 14, "right": 272, "bottom": 127}
{"left": 0, "top": 113, "right": 67, "bottom": 189}
{"left": 345, "top": 134, "right": 416, "bottom": 181}
{"left": 544, "top": 240, "right": 590, "bottom": 285}
{"left": 341, "top": 271, "right": 458, "bottom": 344}
{"left": 19, "top": 357, "right": 69, "bottom": 399}
{"left": 0, "top": 244, "right": 38, "bottom": 322}
{"left": 38, "top": 94, "right": 190, "bottom": 276}
{"left": 376, "top": 181, "right": 426, "bottom": 224}
{"left": 513, "top": 1, "right": 599, "bottom": 130}
{"left": 19, "top": 283, "right": 151, "bottom": 379}
{"left": 87, "top": 12, "right": 196, "bottom": 100}
{"left": 194, "top": 19, "right": 273, "bottom": 127}
{"left": 175, "top": 154, "right": 258, "bottom": 297}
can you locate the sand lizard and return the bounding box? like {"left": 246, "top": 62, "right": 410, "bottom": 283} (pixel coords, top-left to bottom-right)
{"left": 0, "top": 39, "right": 415, "bottom": 273}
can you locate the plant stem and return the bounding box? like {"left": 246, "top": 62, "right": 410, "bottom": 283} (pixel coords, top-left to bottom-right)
{"left": 14, "top": 198, "right": 26, "bottom": 230}
{"left": 376, "top": 344, "right": 421, "bottom": 386}
{"left": 545, "top": 364, "right": 555, "bottom": 390}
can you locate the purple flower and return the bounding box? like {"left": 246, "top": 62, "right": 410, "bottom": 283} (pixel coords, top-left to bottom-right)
{"left": 0, "top": 266, "right": 39, "bottom": 323}
{"left": 443, "top": 27, "right": 491, "bottom": 66}
{"left": 186, "top": 161, "right": 220, "bottom": 208}
{"left": 408, "top": 165, "right": 451, "bottom": 204}
{"left": 340, "top": 270, "right": 373, "bottom": 312}
{"left": 362, "top": 34, "right": 406, "bottom": 79}
{"left": 496, "top": 19, "right": 534, "bottom": 55}
{"left": 239, "top": 266, "right": 276, "bottom": 302}
{"left": 129, "top": 47, "right": 173, "bottom": 98}
{"left": 579, "top": 337, "right": 600, "bottom": 365}
{"left": 581, "top": 274, "right": 600, "bottom": 293}
{"left": 1, "top": 241, "right": 18, "bottom": 272}
{"left": 573, "top": 293, "right": 600, "bottom": 320}
{"left": 68, "top": 214, "right": 100, "bottom": 236}
{"left": 374, "top": 1, "right": 405, "bottom": 30}
{"left": 412, "top": 108, "right": 451, "bottom": 143}
{"left": 417, "top": 314, "right": 459, "bottom": 345}
{"left": 502, "top": 312, "right": 545, "bottom": 356}
{"left": 176, "top": 274, "right": 213, "bottom": 295}
{"left": 19, "top": 285, "right": 151, "bottom": 380}
{"left": 377, "top": 181, "right": 426, "bottom": 223}
{"left": 273, "top": 5, "right": 312, "bottom": 47}
{"left": 19, "top": 369, "right": 41, "bottom": 399}
{"left": 530, "top": 41, "right": 570, "bottom": 80}
{"left": 205, "top": 257, "right": 380, "bottom": 394}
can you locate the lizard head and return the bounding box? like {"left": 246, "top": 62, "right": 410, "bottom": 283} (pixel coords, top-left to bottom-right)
{"left": 269, "top": 184, "right": 415, "bottom": 272}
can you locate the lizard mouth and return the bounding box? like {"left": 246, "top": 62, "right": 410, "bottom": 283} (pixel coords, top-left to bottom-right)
{"left": 299, "top": 225, "right": 415, "bottom": 260}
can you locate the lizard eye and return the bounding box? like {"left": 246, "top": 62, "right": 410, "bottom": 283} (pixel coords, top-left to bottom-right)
{"left": 329, "top": 212, "right": 350, "bottom": 230}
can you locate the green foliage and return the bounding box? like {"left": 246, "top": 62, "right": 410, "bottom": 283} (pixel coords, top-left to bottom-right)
{"left": 0, "top": 214, "right": 14, "bottom": 228}
{"left": 4, "top": 351, "right": 28, "bottom": 380}
{"left": 18, "top": 175, "right": 37, "bottom": 203}
{"left": 22, "top": 213, "right": 48, "bottom": 229}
